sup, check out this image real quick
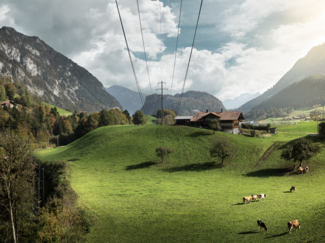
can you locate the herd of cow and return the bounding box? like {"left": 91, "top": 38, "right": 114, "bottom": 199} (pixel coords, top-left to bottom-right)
{"left": 243, "top": 187, "right": 301, "bottom": 234}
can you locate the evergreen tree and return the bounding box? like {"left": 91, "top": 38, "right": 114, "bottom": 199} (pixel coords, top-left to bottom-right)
{"left": 0, "top": 85, "right": 6, "bottom": 101}
{"left": 4, "top": 83, "right": 16, "bottom": 100}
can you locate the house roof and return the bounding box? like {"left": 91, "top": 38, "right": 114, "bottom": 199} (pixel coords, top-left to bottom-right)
{"left": 190, "top": 112, "right": 221, "bottom": 122}
{"left": 215, "top": 111, "right": 245, "bottom": 121}
{"left": 174, "top": 116, "right": 193, "bottom": 120}
{"left": 0, "top": 100, "right": 14, "bottom": 105}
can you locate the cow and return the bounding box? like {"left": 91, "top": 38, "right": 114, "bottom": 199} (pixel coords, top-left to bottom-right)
{"left": 258, "top": 194, "right": 267, "bottom": 200}
{"left": 251, "top": 195, "right": 259, "bottom": 202}
{"left": 290, "top": 186, "right": 296, "bottom": 192}
{"left": 243, "top": 196, "right": 252, "bottom": 204}
{"left": 303, "top": 166, "right": 309, "bottom": 173}
{"left": 288, "top": 220, "right": 300, "bottom": 234}
{"left": 297, "top": 167, "right": 304, "bottom": 174}
{"left": 257, "top": 219, "right": 268, "bottom": 231}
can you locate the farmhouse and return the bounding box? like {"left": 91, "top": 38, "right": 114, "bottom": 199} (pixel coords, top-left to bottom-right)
{"left": 174, "top": 109, "right": 245, "bottom": 134}
{"left": 0, "top": 100, "right": 17, "bottom": 108}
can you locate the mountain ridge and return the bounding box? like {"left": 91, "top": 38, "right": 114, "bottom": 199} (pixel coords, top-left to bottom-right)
{"left": 238, "top": 42, "right": 325, "bottom": 113}
{"left": 0, "top": 26, "right": 122, "bottom": 112}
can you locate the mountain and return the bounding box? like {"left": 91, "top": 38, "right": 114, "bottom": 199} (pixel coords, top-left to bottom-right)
{"left": 0, "top": 26, "right": 122, "bottom": 112}
{"left": 252, "top": 75, "right": 325, "bottom": 111}
{"left": 105, "top": 85, "right": 146, "bottom": 115}
{"left": 238, "top": 42, "right": 325, "bottom": 113}
{"left": 141, "top": 91, "right": 226, "bottom": 116}
{"left": 222, "top": 92, "right": 260, "bottom": 109}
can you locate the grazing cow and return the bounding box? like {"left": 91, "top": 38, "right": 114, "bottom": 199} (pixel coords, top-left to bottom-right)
{"left": 303, "top": 166, "right": 309, "bottom": 173}
{"left": 290, "top": 186, "right": 296, "bottom": 192}
{"left": 257, "top": 219, "right": 268, "bottom": 231}
{"left": 243, "top": 196, "right": 252, "bottom": 204}
{"left": 251, "top": 195, "right": 259, "bottom": 202}
{"left": 288, "top": 220, "right": 300, "bottom": 233}
{"left": 297, "top": 167, "right": 304, "bottom": 174}
{"left": 258, "top": 194, "right": 267, "bottom": 200}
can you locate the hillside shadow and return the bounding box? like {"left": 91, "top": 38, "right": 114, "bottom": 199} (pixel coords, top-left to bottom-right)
{"left": 245, "top": 167, "right": 294, "bottom": 177}
{"left": 125, "top": 161, "right": 158, "bottom": 170}
{"left": 264, "top": 232, "right": 288, "bottom": 238}
{"left": 187, "top": 131, "right": 213, "bottom": 137}
{"left": 238, "top": 231, "right": 259, "bottom": 235}
{"left": 163, "top": 162, "right": 224, "bottom": 172}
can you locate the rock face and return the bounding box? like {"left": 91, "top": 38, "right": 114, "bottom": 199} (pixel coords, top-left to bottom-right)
{"left": 105, "top": 85, "right": 146, "bottom": 115}
{"left": 238, "top": 42, "right": 325, "bottom": 113}
{"left": 0, "top": 27, "right": 122, "bottom": 112}
{"left": 141, "top": 91, "right": 226, "bottom": 116}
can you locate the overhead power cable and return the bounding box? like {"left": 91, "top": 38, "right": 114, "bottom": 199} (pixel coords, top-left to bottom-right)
{"left": 170, "top": 0, "right": 182, "bottom": 95}
{"left": 176, "top": 0, "right": 203, "bottom": 115}
{"left": 136, "top": 0, "right": 153, "bottom": 94}
{"left": 115, "top": 0, "right": 147, "bottom": 114}
{"left": 159, "top": 1, "right": 162, "bottom": 81}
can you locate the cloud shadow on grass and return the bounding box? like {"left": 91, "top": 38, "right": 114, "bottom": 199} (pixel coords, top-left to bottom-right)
{"left": 244, "top": 167, "right": 294, "bottom": 178}
{"left": 187, "top": 131, "right": 213, "bottom": 137}
{"left": 125, "top": 161, "right": 158, "bottom": 170}
{"left": 238, "top": 231, "right": 259, "bottom": 235}
{"left": 264, "top": 232, "right": 288, "bottom": 238}
{"left": 163, "top": 162, "right": 224, "bottom": 172}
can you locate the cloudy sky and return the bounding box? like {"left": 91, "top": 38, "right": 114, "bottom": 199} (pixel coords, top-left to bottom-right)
{"left": 1, "top": 0, "right": 325, "bottom": 101}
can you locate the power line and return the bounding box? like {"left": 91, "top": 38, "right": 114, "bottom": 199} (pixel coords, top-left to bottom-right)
{"left": 136, "top": 0, "right": 153, "bottom": 94}
{"left": 159, "top": 1, "right": 162, "bottom": 81}
{"left": 176, "top": 0, "right": 203, "bottom": 115}
{"left": 115, "top": 0, "right": 147, "bottom": 114}
{"left": 170, "top": 0, "right": 182, "bottom": 95}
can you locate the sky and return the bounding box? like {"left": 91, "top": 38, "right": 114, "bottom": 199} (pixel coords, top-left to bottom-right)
{"left": 1, "top": 0, "right": 325, "bottom": 101}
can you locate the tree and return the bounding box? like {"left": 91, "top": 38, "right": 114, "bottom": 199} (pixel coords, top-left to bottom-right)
{"left": 281, "top": 137, "right": 321, "bottom": 167}
{"left": 133, "top": 110, "right": 146, "bottom": 125}
{"left": 123, "top": 110, "right": 131, "bottom": 123}
{"left": 266, "top": 123, "right": 271, "bottom": 133}
{"left": 0, "top": 132, "right": 37, "bottom": 242}
{"left": 155, "top": 147, "right": 175, "bottom": 163}
{"left": 0, "top": 85, "right": 6, "bottom": 101}
{"left": 210, "top": 137, "right": 235, "bottom": 164}
{"left": 4, "top": 83, "right": 16, "bottom": 100}
{"left": 208, "top": 119, "right": 221, "bottom": 134}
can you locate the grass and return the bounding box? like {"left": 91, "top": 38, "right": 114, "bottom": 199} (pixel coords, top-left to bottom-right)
{"left": 145, "top": 115, "right": 157, "bottom": 125}
{"left": 35, "top": 125, "right": 325, "bottom": 242}
{"left": 275, "top": 121, "right": 318, "bottom": 133}
{"left": 42, "top": 102, "right": 73, "bottom": 116}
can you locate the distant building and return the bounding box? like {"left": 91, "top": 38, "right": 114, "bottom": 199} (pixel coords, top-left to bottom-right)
{"left": 270, "top": 127, "right": 277, "bottom": 134}
{"left": 283, "top": 117, "right": 292, "bottom": 121}
{"left": 0, "top": 100, "right": 17, "bottom": 109}
{"left": 79, "top": 111, "right": 87, "bottom": 114}
{"left": 175, "top": 109, "right": 245, "bottom": 134}
{"left": 319, "top": 122, "right": 325, "bottom": 135}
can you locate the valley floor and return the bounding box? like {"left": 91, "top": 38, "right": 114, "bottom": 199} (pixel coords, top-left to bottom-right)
{"left": 35, "top": 126, "right": 325, "bottom": 242}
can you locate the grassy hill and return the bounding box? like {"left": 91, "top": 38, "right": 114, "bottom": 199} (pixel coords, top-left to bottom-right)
{"left": 42, "top": 102, "right": 73, "bottom": 116}
{"left": 145, "top": 115, "right": 157, "bottom": 125}
{"left": 35, "top": 126, "right": 325, "bottom": 242}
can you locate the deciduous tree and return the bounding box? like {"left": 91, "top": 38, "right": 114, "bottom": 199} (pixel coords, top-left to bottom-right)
{"left": 133, "top": 110, "right": 146, "bottom": 125}
{"left": 155, "top": 147, "right": 175, "bottom": 163}
{"left": 281, "top": 137, "right": 321, "bottom": 167}
{"left": 210, "top": 137, "right": 235, "bottom": 164}
{"left": 0, "top": 132, "right": 37, "bottom": 242}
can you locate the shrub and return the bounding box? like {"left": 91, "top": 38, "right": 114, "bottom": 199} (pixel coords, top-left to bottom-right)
{"left": 250, "top": 130, "right": 256, "bottom": 137}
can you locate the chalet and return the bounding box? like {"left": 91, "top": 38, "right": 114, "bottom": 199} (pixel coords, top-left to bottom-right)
{"left": 293, "top": 116, "right": 301, "bottom": 120}
{"left": 175, "top": 109, "right": 245, "bottom": 134}
{"left": 283, "top": 117, "right": 292, "bottom": 121}
{"left": 0, "top": 100, "right": 17, "bottom": 109}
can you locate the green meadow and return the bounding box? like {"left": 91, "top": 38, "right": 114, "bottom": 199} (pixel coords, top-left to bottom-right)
{"left": 42, "top": 102, "right": 73, "bottom": 116}
{"left": 35, "top": 125, "right": 325, "bottom": 242}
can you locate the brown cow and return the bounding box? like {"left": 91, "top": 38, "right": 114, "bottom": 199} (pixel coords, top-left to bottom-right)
{"left": 297, "top": 167, "right": 304, "bottom": 174}
{"left": 243, "top": 196, "right": 252, "bottom": 204}
{"left": 290, "top": 186, "right": 296, "bottom": 192}
{"left": 288, "top": 219, "right": 300, "bottom": 233}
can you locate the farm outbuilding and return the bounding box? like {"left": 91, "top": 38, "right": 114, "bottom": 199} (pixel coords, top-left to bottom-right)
{"left": 318, "top": 122, "right": 325, "bottom": 135}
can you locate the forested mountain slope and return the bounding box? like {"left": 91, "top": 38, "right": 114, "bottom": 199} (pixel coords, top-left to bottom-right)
{"left": 238, "top": 43, "right": 325, "bottom": 113}
{"left": 141, "top": 91, "right": 226, "bottom": 116}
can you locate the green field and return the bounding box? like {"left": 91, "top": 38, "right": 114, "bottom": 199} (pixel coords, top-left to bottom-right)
{"left": 35, "top": 126, "right": 325, "bottom": 242}
{"left": 275, "top": 121, "right": 318, "bottom": 133}
{"left": 145, "top": 115, "right": 157, "bottom": 125}
{"left": 42, "top": 102, "right": 73, "bottom": 116}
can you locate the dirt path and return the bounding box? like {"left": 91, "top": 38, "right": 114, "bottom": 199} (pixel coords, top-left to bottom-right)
{"left": 255, "top": 142, "right": 282, "bottom": 166}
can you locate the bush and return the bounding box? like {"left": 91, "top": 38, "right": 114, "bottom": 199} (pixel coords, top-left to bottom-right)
{"left": 250, "top": 130, "right": 256, "bottom": 137}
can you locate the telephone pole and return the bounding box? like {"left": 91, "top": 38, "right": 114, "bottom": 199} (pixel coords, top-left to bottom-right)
{"left": 157, "top": 82, "right": 168, "bottom": 125}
